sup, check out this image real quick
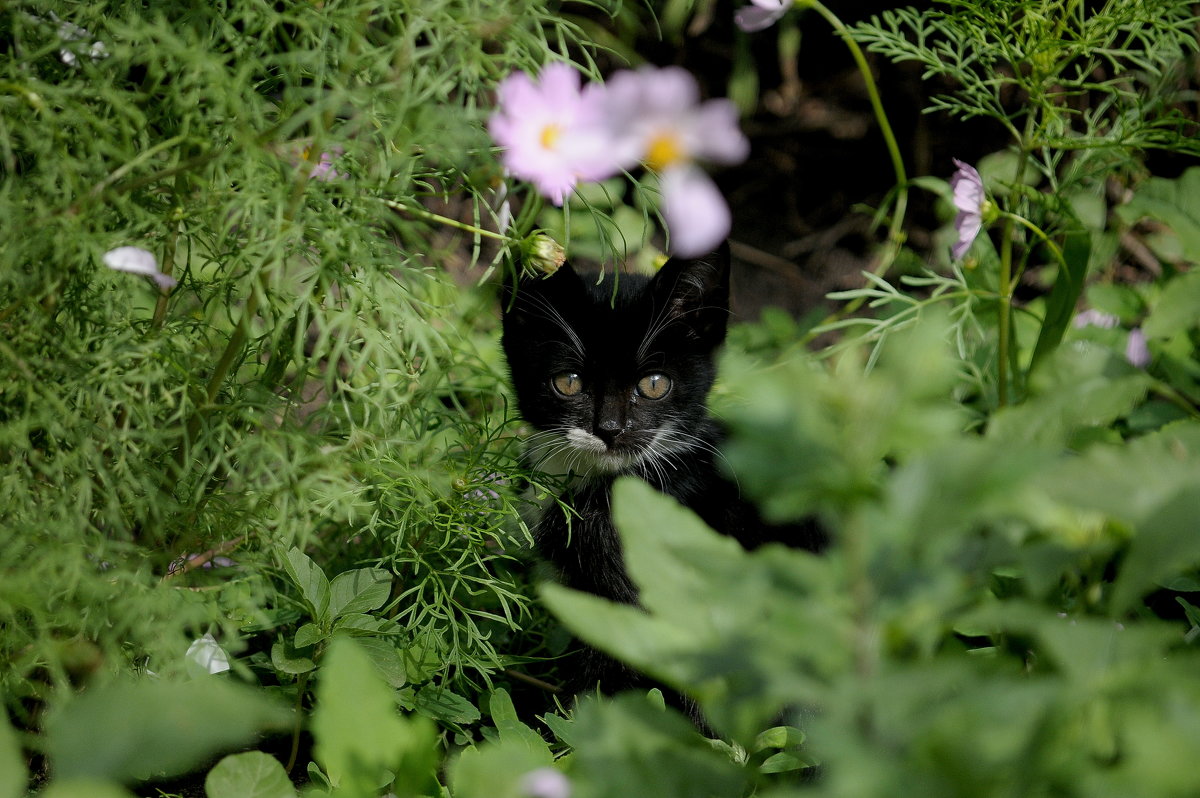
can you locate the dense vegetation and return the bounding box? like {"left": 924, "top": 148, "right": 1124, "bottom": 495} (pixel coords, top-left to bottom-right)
{"left": 2, "top": 1, "right": 1199, "bottom": 796}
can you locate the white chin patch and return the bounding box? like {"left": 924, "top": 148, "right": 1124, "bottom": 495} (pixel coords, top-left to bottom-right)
{"left": 558, "top": 428, "right": 637, "bottom": 475}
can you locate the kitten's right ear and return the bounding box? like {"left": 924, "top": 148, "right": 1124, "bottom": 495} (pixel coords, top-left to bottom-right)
{"left": 501, "top": 262, "right": 584, "bottom": 322}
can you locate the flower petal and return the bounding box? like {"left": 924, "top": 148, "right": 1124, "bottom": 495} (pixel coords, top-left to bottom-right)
{"left": 103, "top": 246, "right": 178, "bottom": 289}
{"left": 736, "top": 1, "right": 789, "bottom": 32}
{"left": 1125, "top": 327, "right": 1150, "bottom": 368}
{"left": 660, "top": 166, "right": 731, "bottom": 258}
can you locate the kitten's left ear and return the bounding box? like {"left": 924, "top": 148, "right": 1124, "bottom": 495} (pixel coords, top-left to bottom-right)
{"left": 650, "top": 241, "right": 731, "bottom": 347}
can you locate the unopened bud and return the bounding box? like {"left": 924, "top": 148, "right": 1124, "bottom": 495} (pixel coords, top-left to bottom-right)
{"left": 525, "top": 233, "right": 566, "bottom": 276}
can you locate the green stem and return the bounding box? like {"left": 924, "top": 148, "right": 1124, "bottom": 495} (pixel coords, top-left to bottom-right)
{"left": 1001, "top": 211, "right": 1067, "bottom": 288}
{"left": 806, "top": 0, "right": 908, "bottom": 256}
{"left": 286, "top": 670, "right": 312, "bottom": 774}
{"left": 379, "top": 197, "right": 514, "bottom": 243}
{"left": 997, "top": 216, "right": 1014, "bottom": 407}
{"left": 797, "top": 0, "right": 909, "bottom": 340}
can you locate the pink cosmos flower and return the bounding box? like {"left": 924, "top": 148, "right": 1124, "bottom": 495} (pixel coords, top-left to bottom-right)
{"left": 309, "top": 146, "right": 345, "bottom": 181}
{"left": 600, "top": 67, "right": 750, "bottom": 256}
{"left": 488, "top": 63, "right": 618, "bottom": 206}
{"left": 735, "top": 0, "right": 790, "bottom": 32}
{"left": 950, "top": 158, "right": 985, "bottom": 260}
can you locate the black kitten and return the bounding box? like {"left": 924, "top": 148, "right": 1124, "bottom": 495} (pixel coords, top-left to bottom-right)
{"left": 502, "top": 245, "right": 822, "bottom": 692}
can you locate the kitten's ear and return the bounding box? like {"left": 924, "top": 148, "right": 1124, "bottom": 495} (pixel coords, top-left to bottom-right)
{"left": 501, "top": 262, "right": 585, "bottom": 325}
{"left": 650, "top": 241, "right": 731, "bottom": 346}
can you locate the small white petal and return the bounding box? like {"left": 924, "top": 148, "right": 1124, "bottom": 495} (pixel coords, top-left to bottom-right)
{"left": 519, "top": 768, "right": 571, "bottom": 798}
{"left": 186, "top": 633, "right": 231, "bottom": 676}
{"left": 103, "top": 246, "right": 177, "bottom": 289}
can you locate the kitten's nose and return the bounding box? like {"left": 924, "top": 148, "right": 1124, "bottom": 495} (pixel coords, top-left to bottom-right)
{"left": 595, "top": 418, "right": 623, "bottom": 448}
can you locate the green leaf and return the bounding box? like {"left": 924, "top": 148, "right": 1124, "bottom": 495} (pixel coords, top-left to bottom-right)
{"left": 312, "top": 638, "right": 436, "bottom": 798}
{"left": 754, "top": 726, "right": 805, "bottom": 751}
{"left": 328, "top": 568, "right": 392, "bottom": 619}
{"left": 204, "top": 751, "right": 296, "bottom": 798}
{"left": 487, "top": 689, "right": 548, "bottom": 753}
{"left": 759, "top": 751, "right": 806, "bottom": 774}
{"left": 294, "top": 623, "right": 326, "bottom": 649}
{"left": 565, "top": 695, "right": 746, "bottom": 798}
{"left": 0, "top": 712, "right": 25, "bottom": 798}
{"left": 270, "top": 639, "right": 316, "bottom": 676}
{"left": 45, "top": 678, "right": 289, "bottom": 783}
{"left": 1112, "top": 487, "right": 1200, "bottom": 614}
{"left": 1118, "top": 167, "right": 1200, "bottom": 262}
{"left": 450, "top": 740, "right": 555, "bottom": 798}
{"left": 1029, "top": 229, "right": 1091, "bottom": 373}
{"left": 1143, "top": 270, "right": 1200, "bottom": 340}
{"left": 281, "top": 548, "right": 331, "bottom": 623}
{"left": 36, "top": 782, "right": 137, "bottom": 798}
{"left": 356, "top": 636, "right": 408, "bottom": 689}
{"left": 412, "top": 684, "right": 481, "bottom": 725}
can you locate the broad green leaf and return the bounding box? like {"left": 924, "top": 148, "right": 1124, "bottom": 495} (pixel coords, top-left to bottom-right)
{"left": 282, "top": 548, "right": 330, "bottom": 623}
{"left": 450, "top": 740, "right": 556, "bottom": 798}
{"left": 356, "top": 636, "right": 408, "bottom": 689}
{"left": 412, "top": 684, "right": 481, "bottom": 725}
{"left": 332, "top": 614, "right": 402, "bottom": 636}
{"left": 204, "top": 751, "right": 296, "bottom": 798}
{"left": 312, "top": 638, "right": 435, "bottom": 798}
{"left": 0, "top": 712, "right": 24, "bottom": 798}
{"left": 270, "top": 639, "right": 316, "bottom": 676}
{"left": 36, "top": 781, "right": 136, "bottom": 798}
{"left": 45, "top": 678, "right": 289, "bottom": 783}
{"left": 328, "top": 568, "right": 392, "bottom": 619}
{"left": 487, "top": 689, "right": 549, "bottom": 753}
{"left": 294, "top": 623, "right": 326, "bottom": 649}
{"left": 565, "top": 695, "right": 746, "bottom": 798}
{"left": 1143, "top": 269, "right": 1200, "bottom": 340}
{"left": 1112, "top": 487, "right": 1200, "bottom": 614}
{"left": 1117, "top": 167, "right": 1200, "bottom": 262}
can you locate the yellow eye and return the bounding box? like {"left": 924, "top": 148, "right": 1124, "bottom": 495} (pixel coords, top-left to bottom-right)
{"left": 636, "top": 373, "right": 671, "bottom": 400}
{"left": 551, "top": 372, "right": 583, "bottom": 397}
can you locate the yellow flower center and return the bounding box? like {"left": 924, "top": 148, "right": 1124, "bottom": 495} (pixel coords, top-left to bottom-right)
{"left": 645, "top": 132, "right": 686, "bottom": 172}
{"left": 539, "top": 124, "right": 561, "bottom": 151}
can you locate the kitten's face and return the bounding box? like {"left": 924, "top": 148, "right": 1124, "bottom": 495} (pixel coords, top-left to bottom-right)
{"left": 502, "top": 248, "right": 729, "bottom": 478}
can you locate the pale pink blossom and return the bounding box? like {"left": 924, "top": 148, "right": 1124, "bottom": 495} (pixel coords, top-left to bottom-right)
{"left": 950, "top": 158, "right": 985, "bottom": 260}
{"left": 735, "top": 0, "right": 790, "bottom": 32}
{"left": 600, "top": 67, "right": 749, "bottom": 256}
{"left": 1125, "top": 327, "right": 1150, "bottom": 368}
{"left": 1073, "top": 309, "right": 1120, "bottom": 329}
{"left": 519, "top": 768, "right": 570, "bottom": 798}
{"left": 488, "top": 63, "right": 619, "bottom": 206}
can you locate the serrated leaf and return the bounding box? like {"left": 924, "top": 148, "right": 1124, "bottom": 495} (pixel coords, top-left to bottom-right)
{"left": 328, "top": 568, "right": 392, "bottom": 619}
{"left": 204, "top": 751, "right": 296, "bottom": 798}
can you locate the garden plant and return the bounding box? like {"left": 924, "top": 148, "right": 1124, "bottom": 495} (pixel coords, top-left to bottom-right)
{"left": 2, "top": 1, "right": 1200, "bottom": 797}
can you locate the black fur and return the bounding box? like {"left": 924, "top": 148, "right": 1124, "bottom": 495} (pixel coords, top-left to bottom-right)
{"left": 501, "top": 244, "right": 823, "bottom": 693}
